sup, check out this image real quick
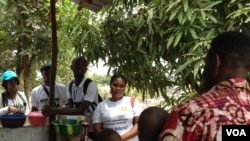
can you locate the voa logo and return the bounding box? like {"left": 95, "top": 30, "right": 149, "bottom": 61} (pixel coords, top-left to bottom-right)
{"left": 226, "top": 129, "right": 246, "bottom": 136}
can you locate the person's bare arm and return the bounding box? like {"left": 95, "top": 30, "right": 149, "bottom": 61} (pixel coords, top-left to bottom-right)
{"left": 8, "top": 106, "right": 23, "bottom": 114}
{"left": 31, "top": 106, "right": 38, "bottom": 112}
{"left": 42, "top": 99, "right": 92, "bottom": 115}
{"left": 93, "top": 122, "right": 103, "bottom": 135}
{"left": 66, "top": 99, "right": 74, "bottom": 108}
{"left": 121, "top": 116, "right": 139, "bottom": 140}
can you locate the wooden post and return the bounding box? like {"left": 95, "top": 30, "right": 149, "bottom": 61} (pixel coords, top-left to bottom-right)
{"left": 49, "top": 0, "right": 58, "bottom": 140}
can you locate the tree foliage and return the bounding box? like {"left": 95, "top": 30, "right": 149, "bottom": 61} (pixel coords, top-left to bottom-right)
{"left": 94, "top": 0, "right": 250, "bottom": 107}
{"left": 1, "top": 0, "right": 250, "bottom": 109}
{"left": 0, "top": 0, "right": 51, "bottom": 99}
{"left": 57, "top": 0, "right": 105, "bottom": 63}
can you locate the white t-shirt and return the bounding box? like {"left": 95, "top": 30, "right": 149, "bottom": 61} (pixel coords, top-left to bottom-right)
{"left": 67, "top": 77, "right": 99, "bottom": 114}
{"left": 67, "top": 77, "right": 99, "bottom": 132}
{"left": 30, "top": 83, "right": 68, "bottom": 111}
{"left": 0, "top": 91, "right": 30, "bottom": 116}
{"left": 93, "top": 96, "right": 142, "bottom": 141}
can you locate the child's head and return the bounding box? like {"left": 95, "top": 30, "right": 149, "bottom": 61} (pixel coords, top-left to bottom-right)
{"left": 138, "top": 107, "right": 169, "bottom": 141}
{"left": 96, "top": 128, "right": 122, "bottom": 141}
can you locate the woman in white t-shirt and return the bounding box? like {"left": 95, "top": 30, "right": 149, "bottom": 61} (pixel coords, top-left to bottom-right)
{"left": 93, "top": 74, "right": 142, "bottom": 141}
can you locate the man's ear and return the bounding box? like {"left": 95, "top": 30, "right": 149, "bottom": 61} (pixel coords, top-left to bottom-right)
{"left": 216, "top": 55, "right": 221, "bottom": 68}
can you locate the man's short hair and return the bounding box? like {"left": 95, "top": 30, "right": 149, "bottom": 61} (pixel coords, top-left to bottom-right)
{"left": 207, "top": 31, "right": 250, "bottom": 69}
{"left": 40, "top": 64, "right": 51, "bottom": 72}
{"left": 70, "top": 56, "right": 88, "bottom": 69}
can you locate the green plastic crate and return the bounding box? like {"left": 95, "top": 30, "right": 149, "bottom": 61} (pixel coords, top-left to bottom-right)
{"left": 51, "top": 119, "right": 83, "bottom": 136}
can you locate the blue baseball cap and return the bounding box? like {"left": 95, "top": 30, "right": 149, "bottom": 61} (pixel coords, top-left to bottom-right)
{"left": 2, "top": 70, "right": 18, "bottom": 81}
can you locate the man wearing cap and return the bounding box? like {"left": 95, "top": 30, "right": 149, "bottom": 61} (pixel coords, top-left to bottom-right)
{"left": 0, "top": 70, "right": 29, "bottom": 116}
{"left": 30, "top": 64, "right": 68, "bottom": 111}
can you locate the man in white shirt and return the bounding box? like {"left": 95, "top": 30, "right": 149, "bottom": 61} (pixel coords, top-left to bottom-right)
{"left": 42, "top": 57, "right": 100, "bottom": 140}
{"left": 31, "top": 64, "right": 68, "bottom": 111}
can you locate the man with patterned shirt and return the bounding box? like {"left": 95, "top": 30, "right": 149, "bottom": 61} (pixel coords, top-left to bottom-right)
{"left": 158, "top": 31, "right": 250, "bottom": 141}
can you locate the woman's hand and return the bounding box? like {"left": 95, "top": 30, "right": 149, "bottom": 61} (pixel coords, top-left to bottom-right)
{"left": 121, "top": 135, "right": 127, "bottom": 141}
{"left": 8, "top": 106, "right": 21, "bottom": 114}
{"left": 93, "top": 123, "right": 104, "bottom": 135}
{"left": 121, "top": 116, "right": 139, "bottom": 140}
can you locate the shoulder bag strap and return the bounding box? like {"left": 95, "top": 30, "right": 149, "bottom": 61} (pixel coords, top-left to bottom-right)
{"left": 83, "top": 78, "right": 98, "bottom": 111}
{"left": 1, "top": 92, "right": 8, "bottom": 107}
{"left": 42, "top": 85, "right": 50, "bottom": 97}
{"left": 83, "top": 78, "right": 92, "bottom": 94}
{"left": 68, "top": 80, "right": 74, "bottom": 96}
{"left": 42, "top": 85, "right": 59, "bottom": 107}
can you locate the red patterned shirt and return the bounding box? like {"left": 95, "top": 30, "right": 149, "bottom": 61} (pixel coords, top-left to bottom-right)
{"left": 159, "top": 78, "right": 250, "bottom": 141}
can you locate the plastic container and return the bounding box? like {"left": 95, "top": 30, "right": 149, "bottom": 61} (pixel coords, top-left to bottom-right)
{"left": 28, "top": 111, "right": 47, "bottom": 126}
{"left": 0, "top": 114, "right": 26, "bottom": 128}
{"left": 51, "top": 119, "right": 82, "bottom": 136}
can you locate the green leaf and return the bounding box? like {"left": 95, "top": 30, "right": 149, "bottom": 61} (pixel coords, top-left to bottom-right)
{"left": 148, "top": 22, "right": 154, "bottom": 34}
{"left": 169, "top": 9, "right": 178, "bottom": 21}
{"left": 166, "top": 0, "right": 181, "bottom": 12}
{"left": 201, "top": 11, "right": 206, "bottom": 20}
{"left": 174, "top": 31, "right": 183, "bottom": 47}
{"left": 175, "top": 57, "right": 200, "bottom": 75}
{"left": 206, "top": 14, "right": 217, "bottom": 23}
{"left": 204, "top": 1, "right": 223, "bottom": 9}
{"left": 198, "top": 16, "right": 207, "bottom": 26}
{"left": 245, "top": 17, "right": 250, "bottom": 23}
{"left": 174, "top": 58, "right": 193, "bottom": 74}
{"left": 0, "top": 0, "right": 6, "bottom": 5}
{"left": 183, "top": 0, "right": 188, "bottom": 12}
{"left": 177, "top": 12, "right": 184, "bottom": 24}
{"left": 137, "top": 36, "right": 143, "bottom": 50}
{"left": 167, "top": 35, "right": 174, "bottom": 48}
{"left": 147, "top": 8, "right": 154, "bottom": 20}
{"left": 193, "top": 59, "right": 203, "bottom": 78}
{"left": 191, "top": 12, "right": 197, "bottom": 23}
{"left": 186, "top": 9, "right": 192, "bottom": 21}
{"left": 206, "top": 28, "right": 216, "bottom": 38}
{"left": 188, "top": 28, "right": 198, "bottom": 39}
